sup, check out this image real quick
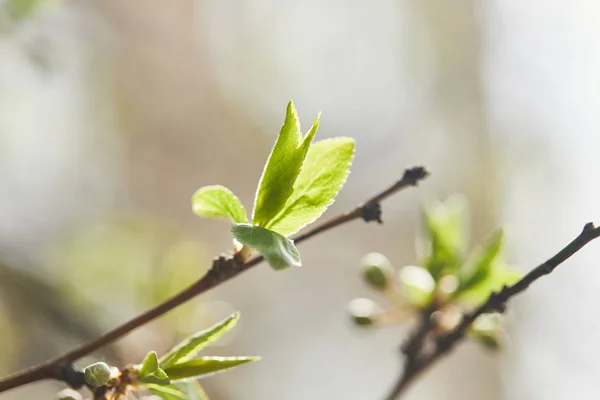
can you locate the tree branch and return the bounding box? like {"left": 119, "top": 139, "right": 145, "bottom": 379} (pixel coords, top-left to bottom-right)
{"left": 0, "top": 167, "right": 429, "bottom": 394}
{"left": 385, "top": 222, "right": 600, "bottom": 399}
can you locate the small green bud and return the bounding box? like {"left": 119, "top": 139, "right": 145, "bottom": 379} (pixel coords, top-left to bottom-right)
{"left": 55, "top": 388, "right": 83, "bottom": 400}
{"left": 83, "top": 361, "right": 112, "bottom": 387}
{"left": 360, "top": 253, "right": 393, "bottom": 291}
{"left": 476, "top": 334, "right": 501, "bottom": 351}
{"left": 348, "top": 298, "right": 381, "bottom": 327}
{"left": 398, "top": 265, "right": 435, "bottom": 307}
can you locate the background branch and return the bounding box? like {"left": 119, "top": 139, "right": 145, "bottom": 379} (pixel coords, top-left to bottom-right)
{"left": 0, "top": 166, "right": 429, "bottom": 394}
{"left": 385, "top": 222, "right": 600, "bottom": 400}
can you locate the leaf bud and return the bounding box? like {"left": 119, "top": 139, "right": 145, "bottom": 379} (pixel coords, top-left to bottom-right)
{"left": 83, "top": 361, "right": 112, "bottom": 387}
{"left": 360, "top": 252, "right": 393, "bottom": 291}
{"left": 348, "top": 298, "right": 381, "bottom": 327}
{"left": 55, "top": 389, "right": 83, "bottom": 400}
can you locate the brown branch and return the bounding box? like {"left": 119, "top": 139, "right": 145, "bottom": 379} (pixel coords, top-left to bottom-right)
{"left": 385, "top": 222, "right": 600, "bottom": 400}
{"left": 0, "top": 166, "right": 429, "bottom": 394}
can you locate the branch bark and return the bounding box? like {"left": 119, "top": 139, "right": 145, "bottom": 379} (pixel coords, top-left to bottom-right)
{"left": 0, "top": 167, "right": 429, "bottom": 394}
{"left": 385, "top": 222, "right": 600, "bottom": 399}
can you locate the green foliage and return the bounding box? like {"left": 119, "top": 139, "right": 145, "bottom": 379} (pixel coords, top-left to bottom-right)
{"left": 353, "top": 195, "right": 523, "bottom": 347}
{"left": 456, "top": 264, "right": 521, "bottom": 305}
{"left": 138, "top": 351, "right": 170, "bottom": 385}
{"left": 419, "top": 196, "right": 521, "bottom": 303}
{"left": 159, "top": 312, "right": 240, "bottom": 369}
{"left": 252, "top": 101, "right": 319, "bottom": 227}
{"left": 137, "top": 312, "right": 257, "bottom": 400}
{"left": 264, "top": 137, "right": 355, "bottom": 236}
{"left": 231, "top": 224, "right": 301, "bottom": 269}
{"left": 162, "top": 357, "right": 259, "bottom": 381}
{"left": 191, "top": 186, "right": 248, "bottom": 224}
{"left": 457, "top": 230, "right": 504, "bottom": 293}
{"left": 190, "top": 101, "right": 354, "bottom": 270}
{"left": 148, "top": 381, "right": 209, "bottom": 400}
{"left": 423, "top": 196, "right": 468, "bottom": 280}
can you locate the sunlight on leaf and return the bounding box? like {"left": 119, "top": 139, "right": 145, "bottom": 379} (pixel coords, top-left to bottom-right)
{"left": 252, "top": 101, "right": 319, "bottom": 227}
{"left": 148, "top": 381, "right": 209, "bottom": 400}
{"left": 423, "top": 195, "right": 469, "bottom": 280}
{"left": 163, "top": 357, "right": 259, "bottom": 381}
{"left": 231, "top": 223, "right": 301, "bottom": 269}
{"left": 265, "top": 137, "right": 355, "bottom": 236}
{"left": 191, "top": 185, "right": 248, "bottom": 224}
{"left": 457, "top": 230, "right": 504, "bottom": 293}
{"left": 457, "top": 264, "right": 522, "bottom": 305}
{"left": 159, "top": 313, "right": 240, "bottom": 369}
{"left": 139, "top": 351, "right": 170, "bottom": 385}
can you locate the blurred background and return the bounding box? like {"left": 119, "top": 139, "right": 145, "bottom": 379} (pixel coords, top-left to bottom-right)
{"left": 1, "top": 0, "right": 600, "bottom": 399}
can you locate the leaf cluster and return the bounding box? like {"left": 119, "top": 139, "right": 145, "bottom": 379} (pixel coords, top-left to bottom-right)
{"left": 191, "top": 101, "right": 354, "bottom": 269}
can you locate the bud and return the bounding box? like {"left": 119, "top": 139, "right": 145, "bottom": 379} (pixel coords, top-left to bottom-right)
{"left": 475, "top": 334, "right": 501, "bottom": 351}
{"left": 83, "top": 362, "right": 112, "bottom": 387}
{"left": 55, "top": 389, "right": 83, "bottom": 400}
{"left": 398, "top": 265, "right": 435, "bottom": 307}
{"left": 348, "top": 298, "right": 381, "bottom": 327}
{"left": 360, "top": 253, "right": 393, "bottom": 291}
{"left": 470, "top": 313, "right": 503, "bottom": 351}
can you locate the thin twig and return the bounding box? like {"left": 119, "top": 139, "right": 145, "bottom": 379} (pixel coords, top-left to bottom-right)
{"left": 385, "top": 222, "right": 600, "bottom": 399}
{"left": 0, "top": 167, "right": 429, "bottom": 394}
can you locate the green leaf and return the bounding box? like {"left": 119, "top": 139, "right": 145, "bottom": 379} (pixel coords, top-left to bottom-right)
{"left": 138, "top": 351, "right": 171, "bottom": 385}
{"left": 457, "top": 230, "right": 504, "bottom": 293}
{"left": 163, "top": 357, "right": 259, "bottom": 381}
{"left": 140, "top": 351, "right": 160, "bottom": 376}
{"left": 264, "top": 137, "right": 355, "bottom": 236}
{"left": 423, "top": 196, "right": 468, "bottom": 280}
{"left": 148, "top": 384, "right": 188, "bottom": 400}
{"left": 252, "top": 101, "right": 319, "bottom": 227}
{"left": 174, "top": 381, "right": 209, "bottom": 400}
{"left": 457, "top": 264, "right": 522, "bottom": 305}
{"left": 159, "top": 312, "right": 240, "bottom": 369}
{"left": 148, "top": 382, "right": 209, "bottom": 400}
{"left": 231, "top": 223, "right": 301, "bottom": 269}
{"left": 191, "top": 185, "right": 248, "bottom": 224}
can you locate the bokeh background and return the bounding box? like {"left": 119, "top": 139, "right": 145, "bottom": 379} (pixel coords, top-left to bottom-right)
{"left": 1, "top": 1, "right": 600, "bottom": 399}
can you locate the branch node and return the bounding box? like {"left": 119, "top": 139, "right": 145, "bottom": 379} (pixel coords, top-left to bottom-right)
{"left": 58, "top": 364, "right": 85, "bottom": 389}
{"left": 402, "top": 167, "right": 430, "bottom": 186}
{"left": 361, "top": 203, "right": 383, "bottom": 224}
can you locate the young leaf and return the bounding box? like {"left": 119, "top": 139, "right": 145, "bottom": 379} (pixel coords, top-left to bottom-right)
{"left": 423, "top": 196, "right": 468, "bottom": 280}
{"left": 138, "top": 367, "right": 170, "bottom": 386}
{"left": 231, "top": 223, "right": 301, "bottom": 269}
{"left": 252, "top": 101, "right": 319, "bottom": 227}
{"left": 457, "top": 230, "right": 504, "bottom": 293}
{"left": 175, "top": 381, "right": 209, "bottom": 400}
{"left": 162, "top": 357, "right": 259, "bottom": 381}
{"left": 148, "top": 384, "right": 188, "bottom": 400}
{"left": 148, "top": 382, "right": 209, "bottom": 400}
{"left": 159, "top": 312, "right": 240, "bottom": 369}
{"left": 191, "top": 185, "right": 248, "bottom": 224}
{"left": 457, "top": 264, "right": 522, "bottom": 305}
{"left": 138, "top": 351, "right": 170, "bottom": 385}
{"left": 264, "top": 137, "right": 355, "bottom": 236}
{"left": 140, "top": 351, "right": 160, "bottom": 376}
